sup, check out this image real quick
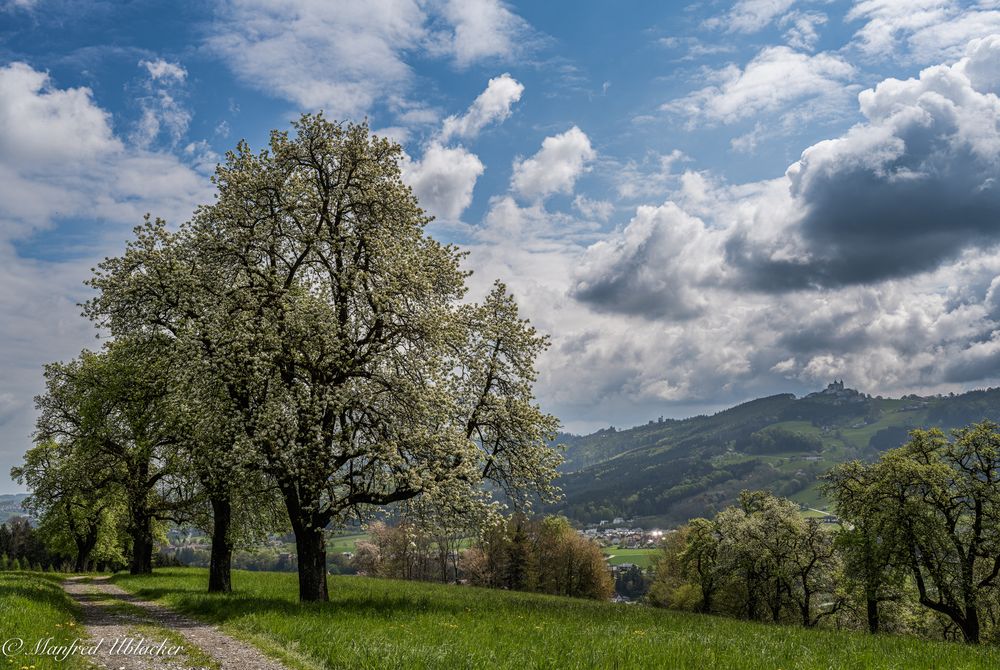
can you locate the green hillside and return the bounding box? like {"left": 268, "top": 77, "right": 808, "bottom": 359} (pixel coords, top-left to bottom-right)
{"left": 554, "top": 384, "right": 1000, "bottom": 526}
{"left": 99, "top": 567, "right": 1000, "bottom": 669}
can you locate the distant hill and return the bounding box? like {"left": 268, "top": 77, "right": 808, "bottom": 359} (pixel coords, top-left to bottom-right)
{"left": 552, "top": 383, "right": 1000, "bottom": 527}
{"left": 0, "top": 494, "right": 29, "bottom": 523}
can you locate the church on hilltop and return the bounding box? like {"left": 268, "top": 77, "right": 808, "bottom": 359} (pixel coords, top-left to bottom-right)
{"left": 806, "top": 380, "right": 866, "bottom": 403}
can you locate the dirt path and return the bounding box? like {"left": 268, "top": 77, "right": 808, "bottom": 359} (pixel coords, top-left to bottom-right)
{"left": 62, "top": 576, "right": 288, "bottom": 670}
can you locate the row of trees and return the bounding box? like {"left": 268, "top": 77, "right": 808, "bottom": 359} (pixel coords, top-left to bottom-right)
{"left": 12, "top": 114, "right": 562, "bottom": 602}
{"left": 351, "top": 513, "right": 613, "bottom": 600}
{"left": 652, "top": 421, "right": 1000, "bottom": 644}
{"left": 461, "top": 515, "right": 613, "bottom": 599}
{"left": 651, "top": 491, "right": 839, "bottom": 628}
{"left": 0, "top": 517, "right": 78, "bottom": 572}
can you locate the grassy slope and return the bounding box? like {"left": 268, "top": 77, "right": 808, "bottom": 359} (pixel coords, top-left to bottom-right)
{"left": 601, "top": 547, "right": 659, "bottom": 569}
{"left": 327, "top": 532, "right": 368, "bottom": 554}
{"left": 0, "top": 571, "right": 88, "bottom": 669}
{"left": 113, "top": 567, "right": 1000, "bottom": 670}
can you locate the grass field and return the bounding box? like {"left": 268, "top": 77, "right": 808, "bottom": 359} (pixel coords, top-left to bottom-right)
{"left": 326, "top": 531, "right": 368, "bottom": 554}
{"left": 602, "top": 547, "right": 659, "bottom": 569}
{"left": 326, "top": 531, "right": 475, "bottom": 556}
{"left": 0, "top": 571, "right": 88, "bottom": 669}
{"left": 111, "top": 567, "right": 1000, "bottom": 669}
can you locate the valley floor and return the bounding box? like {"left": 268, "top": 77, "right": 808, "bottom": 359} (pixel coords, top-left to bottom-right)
{"left": 4, "top": 568, "right": 1000, "bottom": 669}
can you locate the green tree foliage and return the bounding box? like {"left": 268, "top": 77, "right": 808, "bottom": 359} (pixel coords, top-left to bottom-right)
{"left": 12, "top": 440, "right": 123, "bottom": 571}
{"left": 354, "top": 514, "right": 612, "bottom": 601}
{"left": 649, "top": 421, "right": 1000, "bottom": 645}
{"left": 830, "top": 422, "right": 1000, "bottom": 643}
{"left": 31, "top": 339, "right": 193, "bottom": 575}
{"left": 679, "top": 517, "right": 722, "bottom": 613}
{"left": 739, "top": 427, "right": 822, "bottom": 454}
{"left": 823, "top": 460, "right": 909, "bottom": 634}
{"left": 615, "top": 564, "right": 650, "bottom": 599}
{"left": 650, "top": 492, "right": 841, "bottom": 627}
{"left": 0, "top": 518, "right": 65, "bottom": 571}
{"left": 169, "top": 373, "right": 286, "bottom": 593}
{"left": 648, "top": 525, "right": 699, "bottom": 610}
{"left": 460, "top": 515, "right": 613, "bottom": 600}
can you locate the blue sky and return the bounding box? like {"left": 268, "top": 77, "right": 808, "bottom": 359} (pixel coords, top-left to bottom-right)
{"left": 3, "top": 0, "right": 1000, "bottom": 489}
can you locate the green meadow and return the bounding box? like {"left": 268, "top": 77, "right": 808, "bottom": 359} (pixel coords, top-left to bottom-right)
{"left": 109, "top": 567, "right": 1000, "bottom": 670}
{"left": 601, "top": 547, "right": 659, "bottom": 568}
{"left": 0, "top": 572, "right": 88, "bottom": 670}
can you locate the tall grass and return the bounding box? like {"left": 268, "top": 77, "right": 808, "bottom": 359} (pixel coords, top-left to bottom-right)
{"left": 0, "top": 571, "right": 88, "bottom": 669}
{"left": 114, "top": 567, "right": 1000, "bottom": 669}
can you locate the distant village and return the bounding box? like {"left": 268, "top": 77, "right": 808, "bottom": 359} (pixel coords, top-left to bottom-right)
{"left": 580, "top": 519, "right": 666, "bottom": 549}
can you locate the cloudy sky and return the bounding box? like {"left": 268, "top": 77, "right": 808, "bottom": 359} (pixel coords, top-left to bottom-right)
{"left": 3, "top": 0, "right": 1000, "bottom": 490}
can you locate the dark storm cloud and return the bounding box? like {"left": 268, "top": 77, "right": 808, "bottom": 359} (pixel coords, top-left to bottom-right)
{"left": 731, "top": 36, "right": 1000, "bottom": 292}
{"left": 577, "top": 35, "right": 1000, "bottom": 317}
{"left": 776, "top": 320, "right": 875, "bottom": 357}
{"left": 732, "top": 147, "right": 1000, "bottom": 292}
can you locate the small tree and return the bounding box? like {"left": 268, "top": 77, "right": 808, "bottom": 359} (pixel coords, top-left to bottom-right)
{"left": 823, "top": 460, "right": 908, "bottom": 634}
{"left": 11, "top": 440, "right": 122, "bottom": 572}
{"left": 33, "top": 340, "right": 192, "bottom": 575}
{"left": 679, "top": 518, "right": 722, "bottom": 613}
{"left": 649, "top": 525, "right": 698, "bottom": 610}
{"left": 855, "top": 423, "right": 1000, "bottom": 643}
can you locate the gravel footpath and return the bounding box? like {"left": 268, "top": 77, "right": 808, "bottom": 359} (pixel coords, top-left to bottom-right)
{"left": 62, "top": 576, "right": 289, "bottom": 670}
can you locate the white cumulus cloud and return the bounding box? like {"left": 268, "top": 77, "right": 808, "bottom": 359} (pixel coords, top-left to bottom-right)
{"left": 207, "top": 0, "right": 532, "bottom": 120}
{"left": 511, "top": 126, "right": 595, "bottom": 201}
{"left": 662, "top": 46, "right": 855, "bottom": 125}
{"left": 474, "top": 34, "right": 1000, "bottom": 432}
{"left": 402, "top": 143, "right": 485, "bottom": 221}
{"left": 435, "top": 0, "right": 531, "bottom": 67}
{"left": 847, "top": 0, "right": 1000, "bottom": 62}
{"left": 440, "top": 73, "right": 523, "bottom": 142}
{"left": 0, "top": 63, "right": 120, "bottom": 167}
{"left": 0, "top": 62, "right": 212, "bottom": 486}
{"left": 139, "top": 58, "right": 187, "bottom": 82}
{"left": 705, "top": 0, "right": 799, "bottom": 33}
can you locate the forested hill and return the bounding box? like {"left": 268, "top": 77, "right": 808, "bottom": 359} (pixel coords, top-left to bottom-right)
{"left": 553, "top": 383, "right": 1000, "bottom": 527}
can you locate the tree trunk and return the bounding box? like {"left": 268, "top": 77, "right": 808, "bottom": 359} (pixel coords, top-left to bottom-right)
{"left": 129, "top": 509, "right": 153, "bottom": 575}
{"left": 699, "top": 585, "right": 713, "bottom": 614}
{"left": 439, "top": 545, "right": 448, "bottom": 583}
{"left": 280, "top": 486, "right": 330, "bottom": 602}
{"left": 745, "top": 573, "right": 759, "bottom": 620}
{"left": 208, "top": 495, "right": 234, "bottom": 593}
{"left": 866, "top": 598, "right": 880, "bottom": 634}
{"left": 771, "top": 582, "right": 782, "bottom": 622}
{"left": 961, "top": 606, "right": 981, "bottom": 644}
{"left": 295, "top": 524, "right": 329, "bottom": 602}
{"left": 73, "top": 522, "right": 100, "bottom": 573}
{"left": 130, "top": 530, "right": 153, "bottom": 574}
{"left": 801, "top": 586, "right": 813, "bottom": 627}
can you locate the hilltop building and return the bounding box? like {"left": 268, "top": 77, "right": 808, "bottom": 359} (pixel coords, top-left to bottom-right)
{"left": 806, "top": 380, "right": 866, "bottom": 404}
